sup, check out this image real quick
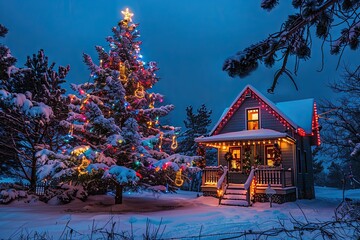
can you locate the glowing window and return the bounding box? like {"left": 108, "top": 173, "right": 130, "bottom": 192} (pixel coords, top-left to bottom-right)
{"left": 265, "top": 145, "right": 275, "bottom": 166}
{"left": 247, "top": 108, "right": 259, "bottom": 130}
{"left": 229, "top": 148, "right": 241, "bottom": 171}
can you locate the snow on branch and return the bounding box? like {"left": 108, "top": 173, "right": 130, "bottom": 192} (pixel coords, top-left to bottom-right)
{"left": 103, "top": 166, "right": 139, "bottom": 185}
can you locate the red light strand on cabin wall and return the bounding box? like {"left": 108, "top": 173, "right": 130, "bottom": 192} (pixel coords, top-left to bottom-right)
{"left": 213, "top": 88, "right": 293, "bottom": 135}
{"left": 313, "top": 102, "right": 321, "bottom": 145}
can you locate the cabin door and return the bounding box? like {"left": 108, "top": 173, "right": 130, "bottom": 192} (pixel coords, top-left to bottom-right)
{"left": 228, "top": 147, "right": 247, "bottom": 184}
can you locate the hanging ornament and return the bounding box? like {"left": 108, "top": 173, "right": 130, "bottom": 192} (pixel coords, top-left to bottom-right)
{"left": 171, "top": 135, "right": 178, "bottom": 150}
{"left": 100, "top": 59, "right": 103, "bottom": 68}
{"left": 78, "top": 156, "right": 91, "bottom": 175}
{"left": 149, "top": 93, "right": 155, "bottom": 108}
{"left": 118, "top": 61, "right": 127, "bottom": 82}
{"left": 121, "top": 8, "right": 134, "bottom": 22}
{"left": 158, "top": 132, "right": 163, "bottom": 151}
{"left": 135, "top": 82, "right": 145, "bottom": 98}
{"left": 174, "top": 169, "right": 184, "bottom": 186}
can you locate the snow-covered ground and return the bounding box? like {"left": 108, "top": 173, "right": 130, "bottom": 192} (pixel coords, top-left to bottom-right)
{"left": 0, "top": 186, "right": 358, "bottom": 239}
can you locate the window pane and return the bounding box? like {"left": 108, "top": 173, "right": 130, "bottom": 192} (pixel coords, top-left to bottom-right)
{"left": 247, "top": 109, "right": 259, "bottom": 130}
{"left": 248, "top": 121, "right": 259, "bottom": 130}
{"left": 247, "top": 109, "right": 259, "bottom": 120}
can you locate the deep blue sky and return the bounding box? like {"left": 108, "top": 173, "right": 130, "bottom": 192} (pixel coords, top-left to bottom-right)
{"left": 1, "top": 1, "right": 358, "bottom": 128}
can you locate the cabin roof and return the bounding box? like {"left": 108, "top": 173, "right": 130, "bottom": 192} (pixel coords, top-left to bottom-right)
{"left": 210, "top": 84, "right": 315, "bottom": 135}
{"left": 276, "top": 98, "right": 314, "bottom": 134}
{"left": 195, "top": 129, "right": 289, "bottom": 143}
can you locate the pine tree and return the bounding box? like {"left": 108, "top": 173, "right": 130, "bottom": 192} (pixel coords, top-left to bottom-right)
{"left": 223, "top": 1, "right": 360, "bottom": 93}
{"left": 0, "top": 26, "right": 70, "bottom": 189}
{"left": 62, "top": 9, "right": 200, "bottom": 197}
{"left": 327, "top": 161, "right": 344, "bottom": 189}
{"left": 178, "top": 104, "right": 212, "bottom": 156}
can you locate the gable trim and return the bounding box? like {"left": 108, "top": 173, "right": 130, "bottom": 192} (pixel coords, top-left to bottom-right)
{"left": 210, "top": 85, "right": 299, "bottom": 135}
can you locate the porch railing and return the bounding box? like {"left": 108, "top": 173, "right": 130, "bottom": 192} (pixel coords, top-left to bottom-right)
{"left": 202, "top": 166, "right": 224, "bottom": 185}
{"left": 255, "top": 168, "right": 294, "bottom": 188}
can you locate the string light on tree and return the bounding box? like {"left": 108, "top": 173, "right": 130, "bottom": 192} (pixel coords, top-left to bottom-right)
{"left": 158, "top": 132, "right": 164, "bottom": 151}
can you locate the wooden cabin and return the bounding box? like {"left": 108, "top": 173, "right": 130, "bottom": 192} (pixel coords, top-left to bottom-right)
{"left": 195, "top": 85, "right": 320, "bottom": 206}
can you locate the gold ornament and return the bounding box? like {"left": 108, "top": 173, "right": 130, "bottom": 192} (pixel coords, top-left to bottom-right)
{"left": 135, "top": 82, "right": 145, "bottom": 98}
{"left": 121, "top": 8, "right": 134, "bottom": 22}
{"left": 118, "top": 62, "right": 127, "bottom": 81}
{"left": 171, "top": 135, "right": 178, "bottom": 150}
{"left": 149, "top": 93, "right": 154, "bottom": 108}
{"left": 78, "top": 156, "right": 91, "bottom": 175}
{"left": 174, "top": 169, "right": 184, "bottom": 186}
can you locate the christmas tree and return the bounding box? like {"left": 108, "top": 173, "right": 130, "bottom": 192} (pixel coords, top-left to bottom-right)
{"left": 61, "top": 8, "right": 200, "bottom": 198}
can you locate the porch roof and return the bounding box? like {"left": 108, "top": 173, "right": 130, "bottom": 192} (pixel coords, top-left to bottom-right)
{"left": 195, "top": 129, "right": 289, "bottom": 143}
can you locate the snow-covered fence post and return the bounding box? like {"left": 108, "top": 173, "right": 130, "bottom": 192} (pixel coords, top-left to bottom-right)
{"left": 266, "top": 183, "right": 276, "bottom": 208}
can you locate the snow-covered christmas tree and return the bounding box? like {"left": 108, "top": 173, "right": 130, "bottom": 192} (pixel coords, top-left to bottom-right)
{"left": 61, "top": 8, "right": 201, "bottom": 199}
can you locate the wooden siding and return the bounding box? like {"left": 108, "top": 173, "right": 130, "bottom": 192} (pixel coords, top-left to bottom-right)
{"left": 219, "top": 97, "right": 289, "bottom": 134}
{"left": 218, "top": 148, "right": 228, "bottom": 167}
{"left": 279, "top": 141, "right": 293, "bottom": 170}
{"left": 295, "top": 135, "right": 315, "bottom": 199}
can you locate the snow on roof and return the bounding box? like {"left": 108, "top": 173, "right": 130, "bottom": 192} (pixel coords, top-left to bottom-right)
{"left": 276, "top": 98, "right": 314, "bottom": 134}
{"left": 196, "top": 129, "right": 289, "bottom": 142}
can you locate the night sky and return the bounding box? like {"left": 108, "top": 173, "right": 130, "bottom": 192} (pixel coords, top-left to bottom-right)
{"left": 1, "top": 0, "right": 358, "bottom": 128}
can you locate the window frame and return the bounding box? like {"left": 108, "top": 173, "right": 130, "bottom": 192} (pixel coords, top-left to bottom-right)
{"left": 246, "top": 108, "right": 260, "bottom": 130}
{"left": 229, "top": 147, "right": 241, "bottom": 172}
{"left": 265, "top": 145, "right": 275, "bottom": 166}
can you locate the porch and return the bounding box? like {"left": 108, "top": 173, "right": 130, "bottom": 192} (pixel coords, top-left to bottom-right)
{"left": 201, "top": 166, "right": 296, "bottom": 204}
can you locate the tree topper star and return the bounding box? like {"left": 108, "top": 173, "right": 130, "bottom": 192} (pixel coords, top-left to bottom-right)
{"left": 121, "top": 8, "right": 134, "bottom": 22}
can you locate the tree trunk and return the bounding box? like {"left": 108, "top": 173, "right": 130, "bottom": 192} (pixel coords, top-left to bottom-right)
{"left": 30, "top": 154, "right": 37, "bottom": 192}
{"left": 115, "top": 184, "right": 123, "bottom": 204}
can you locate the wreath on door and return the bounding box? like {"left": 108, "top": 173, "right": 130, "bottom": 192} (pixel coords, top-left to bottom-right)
{"left": 273, "top": 143, "right": 282, "bottom": 167}
{"left": 224, "top": 152, "right": 233, "bottom": 161}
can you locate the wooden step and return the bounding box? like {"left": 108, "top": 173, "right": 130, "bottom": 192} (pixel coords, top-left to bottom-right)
{"left": 225, "top": 189, "right": 247, "bottom": 195}
{"left": 228, "top": 183, "right": 245, "bottom": 188}
{"left": 222, "top": 194, "right": 247, "bottom": 200}
{"left": 221, "top": 199, "right": 249, "bottom": 207}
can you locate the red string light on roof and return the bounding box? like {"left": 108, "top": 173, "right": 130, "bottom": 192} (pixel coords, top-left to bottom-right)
{"left": 213, "top": 88, "right": 294, "bottom": 135}
{"left": 313, "top": 102, "right": 321, "bottom": 145}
